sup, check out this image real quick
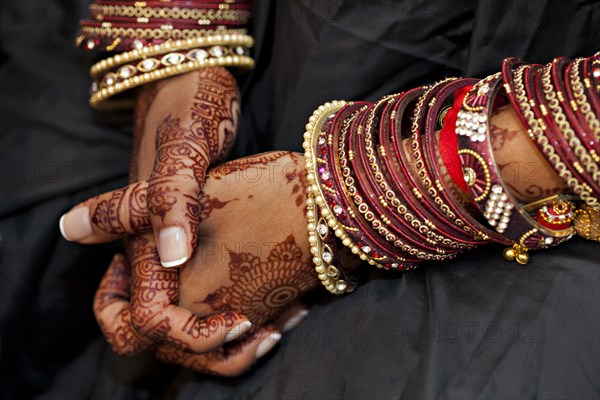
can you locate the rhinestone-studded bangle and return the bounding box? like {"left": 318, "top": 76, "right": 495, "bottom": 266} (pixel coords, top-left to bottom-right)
{"left": 303, "top": 101, "right": 361, "bottom": 294}
{"left": 89, "top": 33, "right": 253, "bottom": 78}
{"left": 90, "top": 52, "right": 253, "bottom": 108}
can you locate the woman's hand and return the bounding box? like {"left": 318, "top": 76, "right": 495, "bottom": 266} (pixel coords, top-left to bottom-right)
{"left": 61, "top": 67, "right": 239, "bottom": 268}
{"left": 63, "top": 152, "right": 320, "bottom": 374}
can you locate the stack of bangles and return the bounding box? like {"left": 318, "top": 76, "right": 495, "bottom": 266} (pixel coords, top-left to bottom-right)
{"left": 303, "top": 54, "right": 600, "bottom": 294}
{"left": 76, "top": 0, "right": 254, "bottom": 109}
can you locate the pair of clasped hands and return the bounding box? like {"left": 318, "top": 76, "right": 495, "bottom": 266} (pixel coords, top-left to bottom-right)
{"left": 58, "top": 68, "right": 321, "bottom": 375}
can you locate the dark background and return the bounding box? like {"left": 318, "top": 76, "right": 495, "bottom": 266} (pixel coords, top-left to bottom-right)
{"left": 1, "top": 0, "right": 599, "bottom": 399}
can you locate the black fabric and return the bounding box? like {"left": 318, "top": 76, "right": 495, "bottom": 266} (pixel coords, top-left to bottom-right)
{"left": 1, "top": 0, "right": 599, "bottom": 399}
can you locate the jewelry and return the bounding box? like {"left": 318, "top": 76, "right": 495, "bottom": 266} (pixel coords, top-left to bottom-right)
{"left": 303, "top": 101, "right": 360, "bottom": 293}
{"left": 457, "top": 74, "right": 574, "bottom": 264}
{"left": 89, "top": 4, "right": 250, "bottom": 22}
{"left": 89, "top": 33, "right": 253, "bottom": 77}
{"left": 90, "top": 52, "right": 253, "bottom": 108}
{"left": 502, "top": 58, "right": 596, "bottom": 205}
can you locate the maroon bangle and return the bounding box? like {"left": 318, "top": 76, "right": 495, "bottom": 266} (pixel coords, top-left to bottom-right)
{"left": 358, "top": 94, "right": 470, "bottom": 256}
{"left": 342, "top": 102, "right": 421, "bottom": 264}
{"left": 315, "top": 103, "right": 417, "bottom": 269}
{"left": 350, "top": 96, "right": 451, "bottom": 261}
{"left": 582, "top": 55, "right": 600, "bottom": 117}
{"left": 80, "top": 20, "right": 232, "bottom": 30}
{"left": 404, "top": 81, "right": 491, "bottom": 244}
{"left": 562, "top": 59, "right": 600, "bottom": 157}
{"left": 527, "top": 63, "right": 600, "bottom": 197}
{"left": 377, "top": 90, "right": 476, "bottom": 250}
{"left": 89, "top": 15, "right": 248, "bottom": 27}
{"left": 457, "top": 74, "right": 573, "bottom": 258}
{"left": 423, "top": 78, "right": 512, "bottom": 246}
{"left": 382, "top": 87, "right": 483, "bottom": 245}
{"left": 97, "top": 1, "right": 252, "bottom": 9}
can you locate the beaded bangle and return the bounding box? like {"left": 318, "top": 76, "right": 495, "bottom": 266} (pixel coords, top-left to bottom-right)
{"left": 93, "top": 44, "right": 249, "bottom": 88}
{"left": 90, "top": 52, "right": 253, "bottom": 108}
{"left": 457, "top": 74, "right": 574, "bottom": 264}
{"left": 303, "top": 101, "right": 361, "bottom": 293}
{"left": 89, "top": 33, "right": 253, "bottom": 77}
{"left": 89, "top": 4, "right": 250, "bottom": 22}
{"left": 77, "top": 26, "right": 247, "bottom": 52}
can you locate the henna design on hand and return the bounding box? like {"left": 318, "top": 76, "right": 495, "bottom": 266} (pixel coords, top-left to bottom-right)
{"left": 190, "top": 68, "right": 240, "bottom": 161}
{"left": 283, "top": 154, "right": 308, "bottom": 207}
{"left": 91, "top": 182, "right": 149, "bottom": 235}
{"left": 131, "top": 84, "right": 159, "bottom": 181}
{"left": 94, "top": 255, "right": 153, "bottom": 356}
{"left": 490, "top": 123, "right": 519, "bottom": 152}
{"left": 210, "top": 151, "right": 293, "bottom": 177}
{"left": 198, "top": 235, "right": 318, "bottom": 327}
{"left": 144, "top": 68, "right": 240, "bottom": 252}
{"left": 94, "top": 234, "right": 249, "bottom": 356}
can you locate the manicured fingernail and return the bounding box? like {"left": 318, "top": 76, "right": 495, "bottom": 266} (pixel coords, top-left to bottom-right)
{"left": 255, "top": 332, "right": 282, "bottom": 359}
{"left": 59, "top": 207, "right": 92, "bottom": 242}
{"left": 158, "top": 226, "right": 188, "bottom": 268}
{"left": 282, "top": 309, "right": 309, "bottom": 333}
{"left": 224, "top": 320, "right": 253, "bottom": 342}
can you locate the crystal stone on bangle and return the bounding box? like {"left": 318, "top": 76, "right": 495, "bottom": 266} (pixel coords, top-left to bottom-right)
{"left": 322, "top": 252, "right": 333, "bottom": 263}
{"left": 101, "top": 72, "right": 118, "bottom": 87}
{"left": 162, "top": 52, "right": 185, "bottom": 66}
{"left": 117, "top": 65, "right": 136, "bottom": 79}
{"left": 90, "top": 82, "right": 99, "bottom": 94}
{"left": 137, "top": 58, "right": 160, "bottom": 72}
{"left": 317, "top": 224, "right": 328, "bottom": 236}
{"left": 132, "top": 39, "right": 144, "bottom": 50}
{"left": 187, "top": 49, "right": 209, "bottom": 61}
{"left": 327, "top": 266, "right": 339, "bottom": 277}
{"left": 209, "top": 46, "right": 225, "bottom": 57}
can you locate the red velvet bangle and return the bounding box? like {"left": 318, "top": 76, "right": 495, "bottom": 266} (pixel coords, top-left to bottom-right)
{"left": 439, "top": 85, "right": 471, "bottom": 194}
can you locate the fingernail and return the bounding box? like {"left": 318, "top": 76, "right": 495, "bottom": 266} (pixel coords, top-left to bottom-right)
{"left": 255, "top": 332, "right": 282, "bottom": 359}
{"left": 158, "top": 226, "right": 188, "bottom": 268}
{"left": 282, "top": 309, "right": 309, "bottom": 333}
{"left": 224, "top": 320, "right": 253, "bottom": 342}
{"left": 59, "top": 207, "right": 92, "bottom": 241}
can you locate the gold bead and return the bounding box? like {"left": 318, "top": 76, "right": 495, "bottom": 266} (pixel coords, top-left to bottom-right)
{"left": 516, "top": 252, "right": 529, "bottom": 265}
{"left": 503, "top": 247, "right": 516, "bottom": 261}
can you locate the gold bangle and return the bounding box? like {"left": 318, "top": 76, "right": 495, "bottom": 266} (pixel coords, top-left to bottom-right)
{"left": 79, "top": 25, "right": 246, "bottom": 44}
{"left": 90, "top": 55, "right": 254, "bottom": 108}
{"left": 89, "top": 33, "right": 253, "bottom": 78}
{"left": 89, "top": 4, "right": 250, "bottom": 22}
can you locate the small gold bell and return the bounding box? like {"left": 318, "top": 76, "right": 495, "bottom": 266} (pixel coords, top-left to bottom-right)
{"left": 503, "top": 244, "right": 529, "bottom": 265}
{"left": 503, "top": 247, "right": 516, "bottom": 261}
{"left": 515, "top": 252, "right": 529, "bottom": 265}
